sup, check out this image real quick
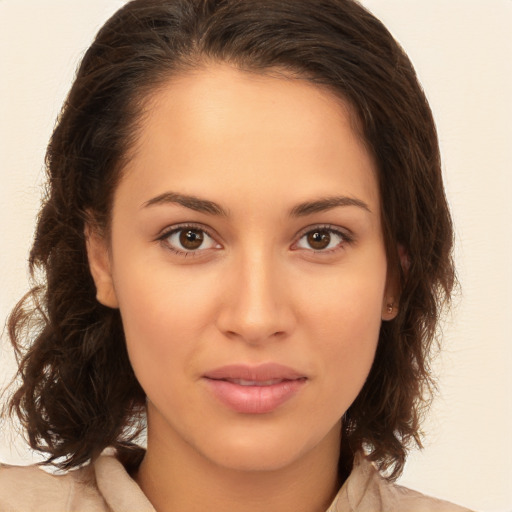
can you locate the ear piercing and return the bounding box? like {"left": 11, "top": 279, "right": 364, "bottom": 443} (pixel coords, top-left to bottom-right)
{"left": 386, "top": 303, "right": 395, "bottom": 314}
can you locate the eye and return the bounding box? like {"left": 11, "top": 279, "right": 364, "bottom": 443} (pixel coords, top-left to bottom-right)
{"left": 294, "top": 226, "right": 350, "bottom": 252}
{"left": 160, "top": 225, "right": 220, "bottom": 255}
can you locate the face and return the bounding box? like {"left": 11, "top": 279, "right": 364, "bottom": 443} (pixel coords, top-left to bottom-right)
{"left": 87, "top": 63, "right": 396, "bottom": 473}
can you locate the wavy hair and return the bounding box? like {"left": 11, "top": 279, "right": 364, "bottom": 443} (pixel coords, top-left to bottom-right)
{"left": 5, "top": 0, "right": 455, "bottom": 479}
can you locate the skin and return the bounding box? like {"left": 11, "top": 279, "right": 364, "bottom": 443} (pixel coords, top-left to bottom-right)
{"left": 87, "top": 63, "right": 397, "bottom": 512}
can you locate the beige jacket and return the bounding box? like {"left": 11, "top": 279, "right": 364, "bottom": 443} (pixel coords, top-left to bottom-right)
{"left": 0, "top": 451, "right": 474, "bottom": 511}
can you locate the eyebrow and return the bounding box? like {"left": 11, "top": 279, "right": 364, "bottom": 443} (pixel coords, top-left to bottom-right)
{"left": 142, "top": 192, "right": 371, "bottom": 217}
{"left": 289, "top": 196, "right": 372, "bottom": 216}
{"left": 142, "top": 192, "right": 228, "bottom": 216}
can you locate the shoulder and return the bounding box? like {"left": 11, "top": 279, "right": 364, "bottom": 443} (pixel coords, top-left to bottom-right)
{"left": 0, "top": 450, "right": 155, "bottom": 512}
{"left": 0, "top": 462, "right": 108, "bottom": 512}
{"left": 378, "top": 480, "right": 475, "bottom": 512}
{"left": 330, "top": 455, "right": 476, "bottom": 512}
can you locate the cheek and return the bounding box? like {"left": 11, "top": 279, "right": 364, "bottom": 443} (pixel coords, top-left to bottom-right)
{"left": 299, "top": 256, "right": 386, "bottom": 340}
{"left": 306, "top": 306, "right": 382, "bottom": 428}
{"left": 318, "top": 297, "right": 381, "bottom": 381}
{"left": 298, "top": 260, "right": 386, "bottom": 400}
{"left": 111, "top": 257, "right": 220, "bottom": 386}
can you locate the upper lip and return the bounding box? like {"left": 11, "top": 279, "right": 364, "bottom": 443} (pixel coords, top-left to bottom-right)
{"left": 203, "top": 363, "right": 306, "bottom": 382}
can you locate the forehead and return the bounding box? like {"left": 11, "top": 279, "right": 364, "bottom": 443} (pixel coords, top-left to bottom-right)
{"left": 120, "top": 62, "right": 379, "bottom": 213}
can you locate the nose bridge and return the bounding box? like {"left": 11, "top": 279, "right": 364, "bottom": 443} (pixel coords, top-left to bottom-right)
{"left": 217, "top": 244, "right": 293, "bottom": 343}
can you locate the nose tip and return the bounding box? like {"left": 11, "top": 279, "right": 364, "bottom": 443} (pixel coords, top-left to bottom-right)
{"left": 218, "top": 293, "right": 292, "bottom": 345}
{"left": 215, "top": 258, "right": 295, "bottom": 345}
{"left": 223, "top": 324, "right": 287, "bottom": 345}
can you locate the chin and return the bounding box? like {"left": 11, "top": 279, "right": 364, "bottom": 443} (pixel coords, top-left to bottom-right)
{"left": 197, "top": 425, "right": 330, "bottom": 473}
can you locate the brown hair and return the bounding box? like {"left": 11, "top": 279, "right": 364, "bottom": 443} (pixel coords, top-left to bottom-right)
{"left": 5, "top": 0, "right": 454, "bottom": 479}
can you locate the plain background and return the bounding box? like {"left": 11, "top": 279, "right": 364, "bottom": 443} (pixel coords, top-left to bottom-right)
{"left": 0, "top": 1, "right": 510, "bottom": 511}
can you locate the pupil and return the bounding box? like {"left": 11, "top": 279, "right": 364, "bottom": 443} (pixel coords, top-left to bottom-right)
{"left": 180, "top": 229, "right": 204, "bottom": 250}
{"left": 308, "top": 230, "right": 330, "bottom": 250}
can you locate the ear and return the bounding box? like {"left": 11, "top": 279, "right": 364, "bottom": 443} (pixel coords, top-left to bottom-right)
{"left": 381, "top": 280, "right": 399, "bottom": 321}
{"left": 381, "top": 294, "right": 398, "bottom": 321}
{"left": 85, "top": 224, "right": 119, "bottom": 309}
{"left": 381, "top": 244, "right": 408, "bottom": 321}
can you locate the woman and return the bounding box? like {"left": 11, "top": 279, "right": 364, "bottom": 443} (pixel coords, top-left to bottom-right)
{"left": 0, "top": 0, "right": 473, "bottom": 510}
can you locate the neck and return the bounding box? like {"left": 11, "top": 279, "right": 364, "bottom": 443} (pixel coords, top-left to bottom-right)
{"left": 135, "top": 415, "right": 342, "bottom": 512}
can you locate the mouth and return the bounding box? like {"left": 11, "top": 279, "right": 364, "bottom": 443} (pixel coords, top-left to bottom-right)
{"left": 219, "top": 378, "right": 294, "bottom": 386}
{"left": 202, "top": 363, "right": 307, "bottom": 414}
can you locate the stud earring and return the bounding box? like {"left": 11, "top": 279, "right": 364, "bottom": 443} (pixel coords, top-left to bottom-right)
{"left": 386, "top": 303, "right": 394, "bottom": 314}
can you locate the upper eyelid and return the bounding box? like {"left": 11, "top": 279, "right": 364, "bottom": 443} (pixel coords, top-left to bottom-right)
{"left": 158, "top": 222, "right": 350, "bottom": 233}
{"left": 294, "top": 224, "right": 353, "bottom": 240}
{"left": 156, "top": 223, "right": 353, "bottom": 247}
{"left": 157, "top": 222, "right": 217, "bottom": 240}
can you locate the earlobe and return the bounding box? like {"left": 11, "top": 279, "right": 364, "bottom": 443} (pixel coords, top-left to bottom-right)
{"left": 381, "top": 298, "right": 398, "bottom": 321}
{"left": 381, "top": 244, "right": 408, "bottom": 321}
{"left": 84, "top": 224, "right": 119, "bottom": 309}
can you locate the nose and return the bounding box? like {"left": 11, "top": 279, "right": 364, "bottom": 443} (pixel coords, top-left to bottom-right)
{"left": 215, "top": 250, "right": 296, "bottom": 345}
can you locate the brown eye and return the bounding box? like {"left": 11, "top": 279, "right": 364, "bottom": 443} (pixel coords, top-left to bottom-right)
{"left": 294, "top": 226, "right": 347, "bottom": 252}
{"left": 307, "top": 230, "right": 331, "bottom": 250}
{"left": 180, "top": 229, "right": 204, "bottom": 250}
{"left": 163, "top": 226, "right": 219, "bottom": 254}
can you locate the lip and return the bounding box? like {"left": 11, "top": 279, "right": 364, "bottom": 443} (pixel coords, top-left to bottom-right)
{"left": 203, "top": 363, "right": 307, "bottom": 414}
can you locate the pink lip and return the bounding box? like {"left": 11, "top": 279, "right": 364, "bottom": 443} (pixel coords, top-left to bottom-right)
{"left": 203, "top": 363, "right": 307, "bottom": 414}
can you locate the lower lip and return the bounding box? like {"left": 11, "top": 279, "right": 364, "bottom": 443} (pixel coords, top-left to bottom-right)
{"left": 204, "top": 378, "right": 306, "bottom": 414}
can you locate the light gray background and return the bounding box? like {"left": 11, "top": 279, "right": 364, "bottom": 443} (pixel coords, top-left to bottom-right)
{"left": 1, "top": 1, "right": 511, "bottom": 511}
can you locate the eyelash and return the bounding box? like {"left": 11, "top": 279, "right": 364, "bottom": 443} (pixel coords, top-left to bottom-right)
{"left": 157, "top": 223, "right": 353, "bottom": 257}
{"left": 293, "top": 224, "right": 354, "bottom": 254}
{"left": 157, "top": 223, "right": 219, "bottom": 257}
